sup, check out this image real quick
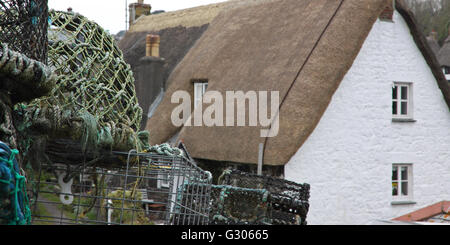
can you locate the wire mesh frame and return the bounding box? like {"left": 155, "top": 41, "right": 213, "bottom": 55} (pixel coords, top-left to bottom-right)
{"left": 208, "top": 185, "right": 272, "bottom": 225}
{"left": 216, "top": 169, "right": 310, "bottom": 225}
{"left": 0, "top": 0, "right": 49, "bottom": 63}
{"left": 29, "top": 152, "right": 212, "bottom": 225}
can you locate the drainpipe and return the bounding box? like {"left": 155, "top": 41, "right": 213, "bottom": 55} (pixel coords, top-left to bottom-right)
{"left": 258, "top": 143, "right": 264, "bottom": 175}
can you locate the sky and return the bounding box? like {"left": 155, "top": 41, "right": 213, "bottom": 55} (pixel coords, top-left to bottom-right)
{"left": 48, "top": 0, "right": 227, "bottom": 34}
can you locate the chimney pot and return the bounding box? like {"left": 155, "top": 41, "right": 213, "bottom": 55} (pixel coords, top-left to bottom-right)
{"left": 430, "top": 30, "right": 438, "bottom": 41}
{"left": 379, "top": 0, "right": 395, "bottom": 22}
{"left": 146, "top": 34, "right": 160, "bottom": 57}
{"left": 129, "top": 1, "right": 151, "bottom": 27}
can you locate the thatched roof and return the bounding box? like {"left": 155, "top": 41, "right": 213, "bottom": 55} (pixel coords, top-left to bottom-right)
{"left": 146, "top": 0, "right": 450, "bottom": 166}
{"left": 119, "top": 0, "right": 278, "bottom": 84}
{"left": 426, "top": 37, "right": 440, "bottom": 57}
{"left": 437, "top": 37, "right": 450, "bottom": 67}
{"left": 125, "top": 0, "right": 276, "bottom": 33}
{"left": 119, "top": 2, "right": 227, "bottom": 84}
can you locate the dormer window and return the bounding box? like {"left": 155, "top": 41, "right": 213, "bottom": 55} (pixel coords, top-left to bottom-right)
{"left": 442, "top": 67, "right": 450, "bottom": 83}
{"left": 443, "top": 66, "right": 450, "bottom": 75}
{"left": 392, "top": 82, "right": 413, "bottom": 121}
{"left": 193, "top": 80, "right": 208, "bottom": 109}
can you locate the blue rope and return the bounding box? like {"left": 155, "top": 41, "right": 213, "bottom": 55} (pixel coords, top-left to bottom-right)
{"left": 0, "top": 142, "right": 31, "bottom": 225}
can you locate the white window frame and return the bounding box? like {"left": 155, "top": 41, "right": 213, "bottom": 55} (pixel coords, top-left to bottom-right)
{"left": 157, "top": 172, "right": 170, "bottom": 189}
{"left": 392, "top": 164, "right": 413, "bottom": 202}
{"left": 442, "top": 67, "right": 450, "bottom": 82}
{"left": 194, "top": 82, "right": 208, "bottom": 109}
{"left": 392, "top": 82, "right": 413, "bottom": 120}
{"left": 443, "top": 66, "right": 450, "bottom": 75}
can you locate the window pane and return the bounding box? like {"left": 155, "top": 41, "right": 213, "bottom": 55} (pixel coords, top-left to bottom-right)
{"left": 392, "top": 166, "right": 398, "bottom": 181}
{"left": 401, "top": 86, "right": 408, "bottom": 99}
{"left": 392, "top": 101, "right": 397, "bottom": 115}
{"left": 401, "top": 102, "right": 407, "bottom": 115}
{"left": 392, "top": 182, "right": 398, "bottom": 196}
{"left": 401, "top": 182, "right": 408, "bottom": 195}
{"left": 401, "top": 166, "right": 408, "bottom": 180}
{"left": 392, "top": 86, "right": 398, "bottom": 99}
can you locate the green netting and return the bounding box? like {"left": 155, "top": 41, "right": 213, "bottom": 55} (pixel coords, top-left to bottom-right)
{"left": 19, "top": 10, "right": 147, "bottom": 153}
{"left": 46, "top": 10, "right": 142, "bottom": 131}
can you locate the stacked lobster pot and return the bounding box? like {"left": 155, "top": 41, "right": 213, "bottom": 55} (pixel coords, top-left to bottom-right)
{"left": 207, "top": 169, "right": 310, "bottom": 225}
{"left": 0, "top": 0, "right": 49, "bottom": 63}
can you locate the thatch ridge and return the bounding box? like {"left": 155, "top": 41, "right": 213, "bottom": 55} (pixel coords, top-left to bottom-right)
{"left": 127, "top": 2, "right": 226, "bottom": 33}
{"left": 127, "top": 0, "right": 278, "bottom": 33}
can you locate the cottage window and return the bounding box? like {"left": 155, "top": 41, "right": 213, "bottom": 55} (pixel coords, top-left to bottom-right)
{"left": 443, "top": 66, "right": 450, "bottom": 75}
{"left": 392, "top": 82, "right": 413, "bottom": 120}
{"left": 193, "top": 80, "right": 208, "bottom": 109}
{"left": 392, "top": 164, "right": 413, "bottom": 201}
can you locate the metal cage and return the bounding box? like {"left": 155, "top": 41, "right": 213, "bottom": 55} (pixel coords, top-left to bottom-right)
{"left": 209, "top": 169, "right": 310, "bottom": 225}
{"left": 0, "top": 0, "right": 48, "bottom": 62}
{"left": 29, "top": 152, "right": 212, "bottom": 225}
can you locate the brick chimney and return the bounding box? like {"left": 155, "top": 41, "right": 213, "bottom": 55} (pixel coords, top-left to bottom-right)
{"left": 129, "top": 0, "right": 151, "bottom": 27}
{"left": 135, "top": 34, "right": 166, "bottom": 129}
{"left": 429, "top": 30, "right": 438, "bottom": 41}
{"left": 379, "top": 0, "right": 395, "bottom": 22}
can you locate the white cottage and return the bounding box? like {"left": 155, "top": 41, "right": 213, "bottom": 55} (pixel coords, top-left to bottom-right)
{"left": 145, "top": 0, "right": 450, "bottom": 224}
{"left": 285, "top": 2, "right": 450, "bottom": 224}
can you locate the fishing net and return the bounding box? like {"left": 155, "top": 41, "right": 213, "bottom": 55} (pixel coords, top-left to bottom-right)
{"left": 0, "top": 6, "right": 187, "bottom": 225}
{"left": 16, "top": 10, "right": 148, "bottom": 159}
{"left": 0, "top": 0, "right": 49, "bottom": 63}
{"left": 47, "top": 10, "right": 142, "bottom": 131}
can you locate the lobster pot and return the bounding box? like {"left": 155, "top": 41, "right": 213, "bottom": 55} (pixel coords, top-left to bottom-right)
{"left": 208, "top": 185, "right": 271, "bottom": 225}
{"left": 0, "top": 0, "right": 49, "bottom": 63}
{"left": 29, "top": 153, "right": 212, "bottom": 225}
{"left": 214, "top": 169, "right": 310, "bottom": 225}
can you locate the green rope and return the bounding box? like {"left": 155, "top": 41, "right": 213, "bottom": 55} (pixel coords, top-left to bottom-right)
{"left": 1, "top": 149, "right": 31, "bottom": 225}
{"left": 146, "top": 143, "right": 183, "bottom": 157}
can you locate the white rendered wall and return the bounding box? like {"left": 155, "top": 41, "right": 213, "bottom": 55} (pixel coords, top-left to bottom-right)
{"left": 285, "top": 11, "right": 450, "bottom": 225}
